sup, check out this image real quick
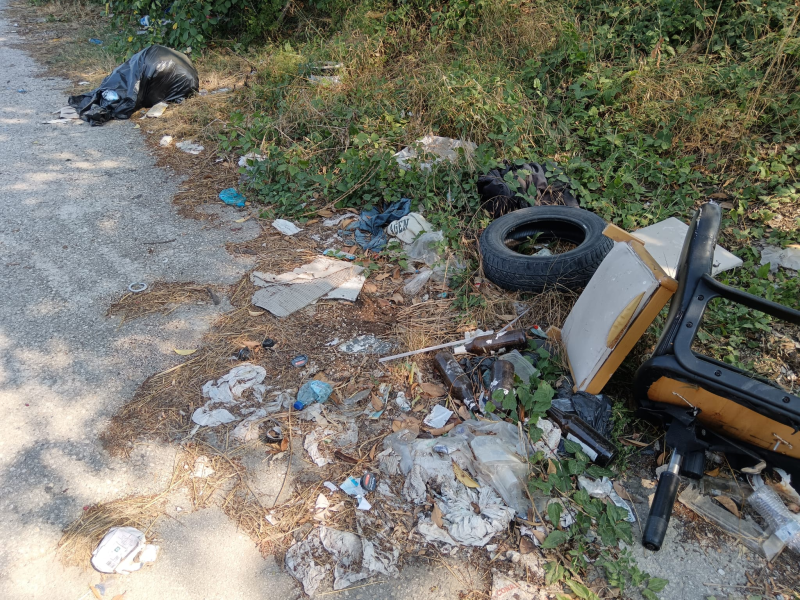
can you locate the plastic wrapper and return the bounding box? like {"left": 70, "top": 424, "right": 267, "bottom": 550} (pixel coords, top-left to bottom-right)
{"left": 69, "top": 45, "right": 198, "bottom": 125}
{"left": 403, "top": 268, "right": 433, "bottom": 295}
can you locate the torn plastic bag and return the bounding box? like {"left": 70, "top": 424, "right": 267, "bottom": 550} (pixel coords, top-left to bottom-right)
{"left": 69, "top": 45, "right": 198, "bottom": 126}
{"left": 553, "top": 382, "right": 613, "bottom": 438}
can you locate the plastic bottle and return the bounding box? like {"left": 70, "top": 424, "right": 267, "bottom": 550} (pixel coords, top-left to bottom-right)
{"left": 434, "top": 351, "right": 479, "bottom": 413}
{"left": 293, "top": 380, "right": 333, "bottom": 410}
{"left": 546, "top": 407, "right": 616, "bottom": 466}
{"left": 465, "top": 329, "right": 527, "bottom": 355}
{"left": 747, "top": 481, "right": 800, "bottom": 554}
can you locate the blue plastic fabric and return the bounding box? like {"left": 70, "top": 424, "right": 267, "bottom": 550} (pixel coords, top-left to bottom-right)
{"left": 293, "top": 380, "right": 333, "bottom": 410}
{"left": 346, "top": 198, "right": 411, "bottom": 252}
{"left": 219, "top": 188, "right": 246, "bottom": 207}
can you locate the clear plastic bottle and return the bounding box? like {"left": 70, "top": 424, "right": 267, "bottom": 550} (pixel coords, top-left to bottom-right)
{"left": 747, "top": 482, "right": 800, "bottom": 554}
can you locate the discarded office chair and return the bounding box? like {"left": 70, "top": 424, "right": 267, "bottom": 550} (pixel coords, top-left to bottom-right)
{"left": 634, "top": 202, "right": 800, "bottom": 551}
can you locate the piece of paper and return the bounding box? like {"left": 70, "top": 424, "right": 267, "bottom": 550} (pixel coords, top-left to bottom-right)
{"left": 272, "top": 219, "right": 302, "bottom": 236}
{"left": 423, "top": 404, "right": 453, "bottom": 429}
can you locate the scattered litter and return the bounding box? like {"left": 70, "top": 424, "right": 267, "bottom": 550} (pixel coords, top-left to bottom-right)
{"left": 394, "top": 135, "right": 476, "bottom": 171}
{"left": 89, "top": 38, "right": 103, "bottom": 44}
{"left": 403, "top": 268, "right": 434, "bottom": 296}
{"left": 438, "top": 482, "right": 516, "bottom": 546}
{"left": 634, "top": 216, "right": 743, "bottom": 277}
{"left": 91, "top": 527, "right": 159, "bottom": 574}
{"left": 191, "top": 406, "right": 236, "bottom": 427}
{"left": 272, "top": 219, "right": 303, "bottom": 236}
{"left": 323, "top": 213, "right": 352, "bottom": 227}
{"left": 497, "top": 350, "right": 538, "bottom": 386}
{"left": 771, "top": 468, "right": 800, "bottom": 505}
{"left": 176, "top": 141, "right": 204, "bottom": 154}
{"left": 291, "top": 355, "right": 309, "bottom": 368}
{"left": 238, "top": 152, "right": 266, "bottom": 169}
{"left": 490, "top": 572, "right": 538, "bottom": 600}
{"left": 305, "top": 428, "right": 334, "bottom": 467}
{"left": 128, "top": 282, "right": 147, "bottom": 293}
{"left": 231, "top": 408, "right": 267, "bottom": 442}
{"left": 251, "top": 257, "right": 365, "bottom": 317}
{"left": 387, "top": 212, "right": 434, "bottom": 244}
{"left": 159, "top": 135, "right": 173, "bottom": 147}
{"left": 309, "top": 74, "right": 341, "bottom": 85}
{"left": 552, "top": 384, "right": 613, "bottom": 438}
{"left": 262, "top": 338, "right": 276, "bottom": 348}
{"left": 338, "top": 334, "right": 394, "bottom": 355}
{"left": 394, "top": 392, "right": 411, "bottom": 412}
{"left": 285, "top": 535, "right": 329, "bottom": 596}
{"left": 577, "top": 476, "right": 636, "bottom": 522}
{"left": 760, "top": 244, "right": 800, "bottom": 272}
{"left": 423, "top": 405, "right": 453, "bottom": 429}
{"left": 202, "top": 364, "right": 266, "bottom": 405}
{"left": 361, "top": 472, "right": 377, "bottom": 492}
{"left": 322, "top": 248, "right": 356, "bottom": 261}
{"left": 344, "top": 389, "right": 371, "bottom": 405}
{"left": 340, "top": 476, "right": 367, "bottom": 498}
{"left": 324, "top": 481, "right": 338, "bottom": 492}
{"left": 748, "top": 477, "right": 800, "bottom": 555}
{"left": 173, "top": 348, "right": 197, "bottom": 356}
{"left": 78, "top": 81, "right": 90, "bottom": 85}
{"left": 69, "top": 45, "right": 198, "bottom": 126}
{"left": 145, "top": 102, "right": 168, "bottom": 118}
{"left": 218, "top": 188, "right": 246, "bottom": 207}
{"left": 344, "top": 198, "right": 411, "bottom": 252}
{"left": 192, "top": 455, "right": 215, "bottom": 478}
{"left": 294, "top": 380, "right": 333, "bottom": 410}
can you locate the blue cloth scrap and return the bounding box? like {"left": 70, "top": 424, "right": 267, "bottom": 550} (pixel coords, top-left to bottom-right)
{"left": 346, "top": 198, "right": 411, "bottom": 252}
{"left": 219, "top": 188, "right": 246, "bottom": 207}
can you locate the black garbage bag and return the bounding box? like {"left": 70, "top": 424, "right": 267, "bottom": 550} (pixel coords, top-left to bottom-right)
{"left": 477, "top": 161, "right": 579, "bottom": 219}
{"left": 69, "top": 45, "right": 199, "bottom": 126}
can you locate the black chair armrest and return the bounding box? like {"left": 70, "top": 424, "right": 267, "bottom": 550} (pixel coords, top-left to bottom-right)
{"left": 702, "top": 275, "right": 800, "bottom": 325}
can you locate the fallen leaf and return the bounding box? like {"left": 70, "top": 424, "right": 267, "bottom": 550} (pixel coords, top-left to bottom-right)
{"left": 470, "top": 502, "right": 481, "bottom": 514}
{"left": 411, "top": 297, "right": 421, "bottom": 305}
{"left": 718, "top": 201, "right": 734, "bottom": 209}
{"left": 531, "top": 529, "right": 547, "bottom": 544}
{"left": 377, "top": 298, "right": 391, "bottom": 309}
{"left": 91, "top": 586, "right": 103, "bottom": 600}
{"left": 428, "top": 423, "right": 455, "bottom": 436}
{"left": 234, "top": 216, "right": 252, "bottom": 223}
{"left": 318, "top": 209, "right": 334, "bottom": 217}
{"left": 421, "top": 383, "right": 447, "bottom": 398}
{"left": 369, "top": 442, "right": 378, "bottom": 461}
{"left": 392, "top": 267, "right": 402, "bottom": 283}
{"left": 457, "top": 405, "right": 471, "bottom": 421}
{"left": 716, "top": 495, "right": 740, "bottom": 518}
{"left": 363, "top": 282, "right": 378, "bottom": 293}
{"left": 705, "top": 467, "right": 721, "bottom": 477}
{"left": 519, "top": 536, "right": 535, "bottom": 555}
{"left": 371, "top": 394, "right": 384, "bottom": 411}
{"left": 613, "top": 481, "right": 632, "bottom": 501}
{"left": 391, "top": 293, "right": 404, "bottom": 304}
{"left": 306, "top": 219, "right": 319, "bottom": 225}
{"left": 709, "top": 192, "right": 730, "bottom": 199}
{"left": 280, "top": 437, "right": 289, "bottom": 452}
{"left": 376, "top": 272, "right": 391, "bottom": 281}
{"left": 432, "top": 503, "right": 444, "bottom": 528}
{"left": 111, "top": 594, "right": 127, "bottom": 600}
{"left": 248, "top": 310, "right": 265, "bottom": 316}
{"left": 453, "top": 462, "right": 480, "bottom": 488}
{"left": 547, "top": 459, "right": 557, "bottom": 475}
{"left": 497, "top": 314, "right": 516, "bottom": 321}
{"left": 174, "top": 348, "right": 197, "bottom": 355}
{"left": 656, "top": 451, "right": 666, "bottom": 466}
{"left": 392, "top": 419, "right": 404, "bottom": 432}
{"left": 334, "top": 450, "right": 359, "bottom": 464}
{"left": 341, "top": 220, "right": 356, "bottom": 230}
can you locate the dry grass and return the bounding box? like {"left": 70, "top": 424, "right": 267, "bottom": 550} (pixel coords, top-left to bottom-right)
{"left": 107, "top": 281, "right": 225, "bottom": 323}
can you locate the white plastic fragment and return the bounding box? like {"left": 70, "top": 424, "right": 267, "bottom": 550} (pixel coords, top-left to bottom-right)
{"left": 304, "top": 428, "right": 334, "bottom": 467}
{"left": 192, "top": 455, "right": 215, "bottom": 478}
{"left": 145, "top": 102, "right": 168, "bottom": 118}
{"left": 176, "top": 140, "right": 204, "bottom": 154}
{"left": 423, "top": 404, "right": 453, "bottom": 429}
{"left": 578, "top": 476, "right": 636, "bottom": 522}
{"left": 393, "top": 135, "right": 476, "bottom": 171}
{"left": 760, "top": 244, "right": 800, "bottom": 272}
{"left": 91, "top": 527, "right": 159, "bottom": 574}
{"left": 272, "top": 219, "right": 303, "bottom": 236}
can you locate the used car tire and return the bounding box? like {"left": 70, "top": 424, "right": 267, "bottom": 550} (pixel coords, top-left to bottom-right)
{"left": 479, "top": 206, "right": 613, "bottom": 292}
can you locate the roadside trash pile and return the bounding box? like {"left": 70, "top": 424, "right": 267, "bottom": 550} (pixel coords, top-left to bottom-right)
{"left": 69, "top": 45, "right": 198, "bottom": 125}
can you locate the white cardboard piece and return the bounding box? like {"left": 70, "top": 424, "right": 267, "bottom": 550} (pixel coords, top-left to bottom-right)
{"left": 561, "top": 242, "right": 659, "bottom": 391}
{"left": 633, "top": 217, "right": 742, "bottom": 277}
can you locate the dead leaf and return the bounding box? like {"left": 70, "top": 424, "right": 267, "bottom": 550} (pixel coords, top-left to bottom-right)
{"left": 705, "top": 467, "right": 721, "bottom": 477}
{"left": 432, "top": 503, "right": 444, "bottom": 528}
{"left": 547, "top": 459, "right": 557, "bottom": 475}
{"left": 428, "top": 423, "right": 455, "bottom": 436}
{"left": 718, "top": 201, "right": 734, "bottom": 209}
{"left": 306, "top": 219, "right": 319, "bottom": 225}
{"left": 656, "top": 451, "right": 666, "bottom": 466}
{"left": 280, "top": 437, "right": 289, "bottom": 452}
{"left": 91, "top": 586, "right": 103, "bottom": 600}
{"left": 317, "top": 209, "right": 334, "bottom": 217}
{"left": 716, "top": 495, "right": 740, "bottom": 518}
{"left": 497, "top": 314, "right": 516, "bottom": 321}
{"left": 341, "top": 220, "right": 356, "bottom": 230}
{"left": 470, "top": 502, "right": 481, "bottom": 514}
{"left": 376, "top": 272, "right": 391, "bottom": 281}
{"left": 613, "top": 481, "right": 632, "bottom": 501}
{"left": 519, "top": 536, "right": 535, "bottom": 555}
{"left": 111, "top": 594, "right": 127, "bottom": 600}
{"left": 391, "top": 293, "right": 404, "bottom": 304}
{"left": 371, "top": 395, "right": 384, "bottom": 410}
{"left": 248, "top": 310, "right": 265, "bottom": 316}
{"left": 369, "top": 442, "right": 378, "bottom": 461}
{"left": 453, "top": 462, "right": 480, "bottom": 488}
{"left": 709, "top": 192, "right": 730, "bottom": 199}
{"left": 234, "top": 216, "right": 252, "bottom": 223}
{"left": 457, "top": 405, "right": 471, "bottom": 421}
{"left": 421, "top": 383, "right": 447, "bottom": 398}
{"left": 174, "top": 348, "right": 197, "bottom": 356}
{"left": 334, "top": 450, "right": 359, "bottom": 464}
{"left": 411, "top": 297, "right": 421, "bottom": 305}
{"left": 363, "top": 282, "right": 378, "bottom": 293}
{"left": 531, "top": 529, "right": 547, "bottom": 544}
{"left": 377, "top": 298, "right": 391, "bottom": 309}
{"left": 392, "top": 267, "right": 401, "bottom": 283}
